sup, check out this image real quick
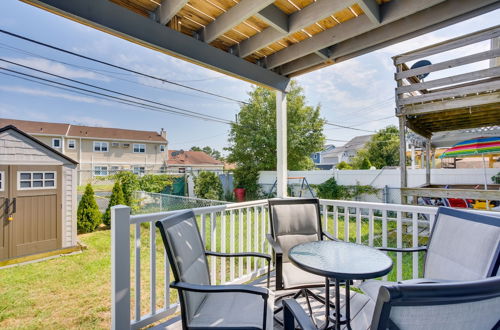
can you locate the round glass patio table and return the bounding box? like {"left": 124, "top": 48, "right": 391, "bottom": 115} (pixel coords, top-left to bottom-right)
{"left": 289, "top": 240, "right": 393, "bottom": 330}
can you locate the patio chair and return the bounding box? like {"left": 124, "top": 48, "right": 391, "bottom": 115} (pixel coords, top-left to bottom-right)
{"left": 266, "top": 199, "right": 337, "bottom": 317}
{"left": 359, "top": 206, "right": 500, "bottom": 302}
{"left": 283, "top": 276, "right": 500, "bottom": 330}
{"left": 156, "top": 210, "right": 274, "bottom": 329}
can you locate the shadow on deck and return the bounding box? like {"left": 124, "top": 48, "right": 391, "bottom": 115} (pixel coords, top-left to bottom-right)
{"left": 152, "top": 272, "right": 375, "bottom": 330}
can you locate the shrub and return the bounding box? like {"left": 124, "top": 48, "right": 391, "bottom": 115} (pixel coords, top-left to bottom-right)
{"left": 102, "top": 181, "right": 126, "bottom": 226}
{"left": 77, "top": 184, "right": 102, "bottom": 233}
{"left": 492, "top": 172, "right": 500, "bottom": 184}
{"left": 315, "top": 177, "right": 379, "bottom": 201}
{"left": 336, "top": 161, "right": 352, "bottom": 170}
{"left": 139, "top": 174, "right": 176, "bottom": 193}
{"left": 194, "top": 171, "right": 223, "bottom": 200}
{"left": 233, "top": 166, "right": 261, "bottom": 200}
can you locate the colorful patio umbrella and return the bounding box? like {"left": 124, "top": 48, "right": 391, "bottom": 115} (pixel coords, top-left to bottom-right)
{"left": 440, "top": 137, "right": 500, "bottom": 189}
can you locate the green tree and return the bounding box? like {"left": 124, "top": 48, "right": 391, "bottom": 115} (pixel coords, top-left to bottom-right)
{"left": 191, "top": 146, "right": 224, "bottom": 161}
{"left": 233, "top": 165, "right": 261, "bottom": 199}
{"left": 112, "top": 171, "right": 140, "bottom": 206}
{"left": 102, "top": 181, "right": 126, "bottom": 226}
{"left": 336, "top": 161, "right": 352, "bottom": 170}
{"left": 139, "top": 174, "right": 175, "bottom": 193}
{"left": 359, "top": 125, "right": 400, "bottom": 169}
{"left": 77, "top": 184, "right": 101, "bottom": 233}
{"left": 226, "top": 81, "right": 325, "bottom": 171}
{"left": 194, "top": 171, "right": 223, "bottom": 200}
{"left": 351, "top": 149, "right": 372, "bottom": 169}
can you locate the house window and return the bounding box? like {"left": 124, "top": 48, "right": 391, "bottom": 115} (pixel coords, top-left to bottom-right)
{"left": 110, "top": 166, "right": 120, "bottom": 174}
{"left": 160, "top": 145, "right": 166, "bottom": 152}
{"left": 0, "top": 171, "right": 4, "bottom": 191}
{"left": 133, "top": 144, "right": 146, "bottom": 153}
{"left": 94, "top": 166, "right": 108, "bottom": 176}
{"left": 133, "top": 166, "right": 145, "bottom": 175}
{"left": 68, "top": 140, "right": 76, "bottom": 149}
{"left": 93, "top": 141, "right": 109, "bottom": 152}
{"left": 52, "top": 138, "right": 61, "bottom": 148}
{"left": 160, "top": 166, "right": 167, "bottom": 173}
{"left": 18, "top": 171, "right": 56, "bottom": 190}
{"left": 178, "top": 168, "right": 186, "bottom": 173}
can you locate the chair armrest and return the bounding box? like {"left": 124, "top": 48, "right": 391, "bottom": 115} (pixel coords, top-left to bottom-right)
{"left": 266, "top": 234, "right": 283, "bottom": 255}
{"left": 379, "top": 246, "right": 427, "bottom": 253}
{"left": 170, "top": 281, "right": 269, "bottom": 298}
{"left": 322, "top": 231, "right": 339, "bottom": 241}
{"left": 282, "top": 299, "right": 317, "bottom": 330}
{"left": 205, "top": 251, "right": 271, "bottom": 261}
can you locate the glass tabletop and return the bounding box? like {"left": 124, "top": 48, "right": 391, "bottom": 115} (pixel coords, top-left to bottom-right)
{"left": 288, "top": 240, "right": 393, "bottom": 280}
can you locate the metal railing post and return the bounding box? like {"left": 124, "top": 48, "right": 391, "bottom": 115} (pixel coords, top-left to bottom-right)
{"left": 112, "top": 205, "right": 131, "bottom": 330}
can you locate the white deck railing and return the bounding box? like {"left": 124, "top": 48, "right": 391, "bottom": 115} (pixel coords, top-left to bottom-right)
{"left": 111, "top": 199, "right": 439, "bottom": 329}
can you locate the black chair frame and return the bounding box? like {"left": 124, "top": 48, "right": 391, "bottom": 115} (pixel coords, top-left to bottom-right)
{"left": 267, "top": 198, "right": 338, "bottom": 324}
{"left": 156, "top": 210, "right": 272, "bottom": 330}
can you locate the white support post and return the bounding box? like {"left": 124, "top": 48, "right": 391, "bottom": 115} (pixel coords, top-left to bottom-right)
{"left": 111, "top": 205, "right": 131, "bottom": 330}
{"left": 276, "top": 90, "right": 287, "bottom": 198}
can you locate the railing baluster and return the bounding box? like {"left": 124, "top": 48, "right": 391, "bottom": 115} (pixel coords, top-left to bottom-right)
{"left": 260, "top": 206, "right": 266, "bottom": 268}
{"left": 396, "top": 211, "right": 403, "bottom": 282}
{"left": 221, "top": 211, "right": 226, "bottom": 283}
{"left": 382, "top": 209, "right": 388, "bottom": 280}
{"left": 164, "top": 247, "right": 170, "bottom": 309}
{"left": 135, "top": 223, "right": 141, "bottom": 322}
{"left": 322, "top": 204, "right": 327, "bottom": 232}
{"left": 344, "top": 207, "right": 350, "bottom": 242}
{"left": 246, "top": 207, "right": 251, "bottom": 274}
{"left": 239, "top": 210, "right": 244, "bottom": 277}
{"left": 230, "top": 210, "right": 235, "bottom": 282}
{"left": 254, "top": 206, "right": 259, "bottom": 270}
{"left": 334, "top": 205, "right": 339, "bottom": 239}
{"left": 150, "top": 223, "right": 156, "bottom": 315}
{"left": 356, "top": 208, "right": 361, "bottom": 244}
{"left": 210, "top": 212, "right": 217, "bottom": 284}
{"left": 412, "top": 211, "right": 419, "bottom": 279}
{"left": 201, "top": 213, "right": 206, "bottom": 244}
{"left": 368, "top": 209, "right": 374, "bottom": 247}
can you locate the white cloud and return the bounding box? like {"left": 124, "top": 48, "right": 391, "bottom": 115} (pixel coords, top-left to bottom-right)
{"left": 0, "top": 85, "right": 99, "bottom": 103}
{"left": 64, "top": 116, "right": 111, "bottom": 127}
{"left": 3, "top": 57, "right": 110, "bottom": 82}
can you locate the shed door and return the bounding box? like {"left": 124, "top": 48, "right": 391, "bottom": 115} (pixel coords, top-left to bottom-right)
{"left": 8, "top": 165, "right": 62, "bottom": 259}
{"left": 0, "top": 165, "right": 8, "bottom": 260}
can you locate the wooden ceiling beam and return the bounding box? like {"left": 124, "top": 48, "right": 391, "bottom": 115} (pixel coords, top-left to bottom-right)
{"left": 357, "top": 0, "right": 380, "bottom": 24}
{"left": 267, "top": 0, "right": 445, "bottom": 69}
{"left": 238, "top": 0, "right": 355, "bottom": 58}
{"left": 281, "top": 0, "right": 498, "bottom": 75}
{"left": 201, "top": 0, "right": 275, "bottom": 43}
{"left": 155, "top": 0, "right": 189, "bottom": 25}
{"left": 254, "top": 4, "right": 288, "bottom": 34}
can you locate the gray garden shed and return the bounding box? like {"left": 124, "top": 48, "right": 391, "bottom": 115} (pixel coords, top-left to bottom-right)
{"left": 0, "top": 125, "right": 79, "bottom": 264}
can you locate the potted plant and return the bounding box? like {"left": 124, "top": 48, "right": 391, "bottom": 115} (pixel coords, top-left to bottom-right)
{"left": 232, "top": 166, "right": 260, "bottom": 202}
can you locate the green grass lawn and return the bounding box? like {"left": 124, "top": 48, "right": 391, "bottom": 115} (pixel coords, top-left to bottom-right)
{"left": 0, "top": 211, "right": 427, "bottom": 329}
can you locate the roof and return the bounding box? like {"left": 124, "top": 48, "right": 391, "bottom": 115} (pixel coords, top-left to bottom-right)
{"left": 168, "top": 150, "right": 224, "bottom": 166}
{"left": 0, "top": 125, "right": 78, "bottom": 164}
{"left": 324, "top": 134, "right": 372, "bottom": 157}
{"left": 23, "top": 0, "right": 496, "bottom": 91}
{"left": 0, "top": 118, "right": 167, "bottom": 142}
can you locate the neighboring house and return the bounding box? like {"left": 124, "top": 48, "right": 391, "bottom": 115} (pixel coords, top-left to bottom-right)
{"left": 322, "top": 135, "right": 373, "bottom": 168}
{"left": 310, "top": 144, "right": 336, "bottom": 169}
{"left": 0, "top": 118, "right": 168, "bottom": 184}
{"left": 0, "top": 125, "right": 79, "bottom": 262}
{"left": 168, "top": 150, "right": 224, "bottom": 174}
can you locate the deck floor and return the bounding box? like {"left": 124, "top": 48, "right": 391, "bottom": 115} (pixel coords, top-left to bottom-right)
{"left": 153, "top": 273, "right": 375, "bottom": 330}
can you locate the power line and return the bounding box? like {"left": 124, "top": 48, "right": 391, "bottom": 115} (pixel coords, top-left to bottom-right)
{"left": 324, "top": 122, "right": 376, "bottom": 133}
{"left": 0, "top": 58, "right": 230, "bottom": 123}
{"left": 0, "top": 42, "right": 238, "bottom": 105}
{"left": 0, "top": 67, "right": 232, "bottom": 124}
{"left": 0, "top": 29, "right": 249, "bottom": 105}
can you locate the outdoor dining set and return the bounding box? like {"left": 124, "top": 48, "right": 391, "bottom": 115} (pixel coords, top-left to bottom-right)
{"left": 155, "top": 199, "right": 500, "bottom": 330}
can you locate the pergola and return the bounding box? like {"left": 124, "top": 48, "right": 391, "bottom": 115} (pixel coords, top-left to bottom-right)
{"left": 22, "top": 0, "right": 500, "bottom": 198}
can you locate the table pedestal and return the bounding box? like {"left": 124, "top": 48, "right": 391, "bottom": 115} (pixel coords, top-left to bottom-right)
{"left": 321, "top": 279, "right": 351, "bottom": 330}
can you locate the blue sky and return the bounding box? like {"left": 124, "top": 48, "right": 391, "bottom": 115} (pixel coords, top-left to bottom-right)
{"left": 0, "top": 0, "right": 498, "bottom": 153}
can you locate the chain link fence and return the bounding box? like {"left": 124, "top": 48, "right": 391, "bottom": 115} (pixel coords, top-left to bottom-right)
{"left": 133, "top": 191, "right": 229, "bottom": 214}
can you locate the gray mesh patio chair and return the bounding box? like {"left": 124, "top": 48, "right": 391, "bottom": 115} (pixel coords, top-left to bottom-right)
{"left": 156, "top": 210, "right": 274, "bottom": 329}
{"left": 267, "top": 199, "right": 337, "bottom": 318}
{"left": 360, "top": 206, "right": 500, "bottom": 301}
{"left": 283, "top": 276, "right": 500, "bottom": 330}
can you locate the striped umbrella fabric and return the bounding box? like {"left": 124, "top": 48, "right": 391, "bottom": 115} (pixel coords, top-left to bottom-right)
{"left": 439, "top": 137, "right": 500, "bottom": 158}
